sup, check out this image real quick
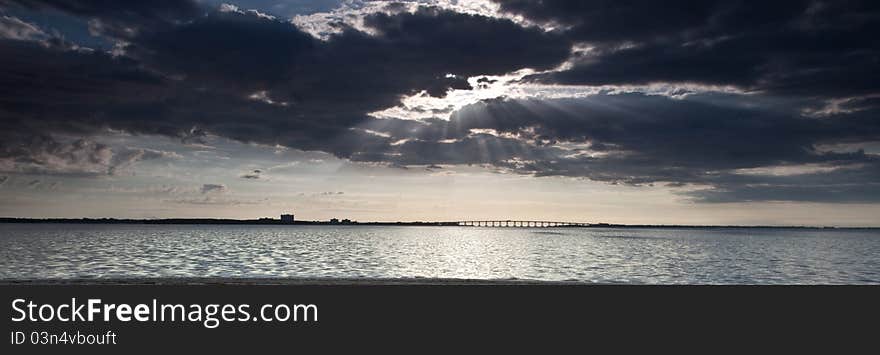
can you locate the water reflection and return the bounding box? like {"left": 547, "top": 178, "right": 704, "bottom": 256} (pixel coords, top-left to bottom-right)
{"left": 0, "top": 224, "right": 878, "bottom": 284}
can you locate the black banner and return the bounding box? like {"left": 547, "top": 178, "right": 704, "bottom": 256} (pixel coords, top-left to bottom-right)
{"left": 1, "top": 283, "right": 877, "bottom": 353}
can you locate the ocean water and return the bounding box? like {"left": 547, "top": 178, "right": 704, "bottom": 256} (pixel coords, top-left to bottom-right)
{"left": 1, "top": 223, "right": 878, "bottom": 284}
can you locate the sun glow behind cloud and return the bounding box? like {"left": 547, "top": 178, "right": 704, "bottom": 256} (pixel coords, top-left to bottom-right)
{"left": 291, "top": 0, "right": 518, "bottom": 40}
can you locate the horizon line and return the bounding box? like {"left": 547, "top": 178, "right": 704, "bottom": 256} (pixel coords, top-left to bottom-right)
{"left": 1, "top": 217, "right": 877, "bottom": 229}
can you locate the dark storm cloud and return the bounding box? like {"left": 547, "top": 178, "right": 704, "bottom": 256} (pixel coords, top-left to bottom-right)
{"left": 493, "top": 0, "right": 842, "bottom": 44}
{"left": 125, "top": 5, "right": 569, "bottom": 101}
{"left": 689, "top": 183, "right": 880, "bottom": 203}
{"left": 0, "top": 40, "right": 171, "bottom": 136}
{"left": 442, "top": 94, "right": 880, "bottom": 171}
{"left": 0, "top": 5, "right": 570, "bottom": 164}
{"left": 0, "top": 0, "right": 200, "bottom": 22}
{"left": 0, "top": 0, "right": 201, "bottom": 38}
{"left": 0, "top": 38, "right": 185, "bottom": 175}
{"left": 131, "top": 10, "right": 318, "bottom": 91}
{"left": 496, "top": 0, "right": 880, "bottom": 98}
{"left": 684, "top": 161, "right": 880, "bottom": 203}
{"left": 3, "top": 1, "right": 879, "bottom": 204}
{"left": 361, "top": 8, "right": 570, "bottom": 77}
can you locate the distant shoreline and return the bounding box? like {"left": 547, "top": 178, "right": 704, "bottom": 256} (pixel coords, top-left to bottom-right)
{"left": 0, "top": 217, "right": 876, "bottom": 229}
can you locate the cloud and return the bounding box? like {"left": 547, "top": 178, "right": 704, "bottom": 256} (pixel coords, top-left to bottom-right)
{"left": 200, "top": 184, "right": 227, "bottom": 194}
{"left": 165, "top": 197, "right": 261, "bottom": 205}
{"left": 2, "top": 1, "right": 879, "bottom": 204}
{"left": 0, "top": 4, "right": 570, "bottom": 162}
{"left": 677, "top": 162, "right": 880, "bottom": 203}
{"left": 1, "top": 0, "right": 202, "bottom": 39}
{"left": 353, "top": 92, "right": 880, "bottom": 202}
{"left": 241, "top": 169, "right": 261, "bottom": 179}
{"left": 90, "top": 184, "right": 192, "bottom": 196}
{"left": 0, "top": 14, "right": 49, "bottom": 41}
{"left": 496, "top": 0, "right": 880, "bottom": 98}
{"left": 108, "top": 148, "right": 182, "bottom": 175}
{"left": 0, "top": 134, "right": 179, "bottom": 176}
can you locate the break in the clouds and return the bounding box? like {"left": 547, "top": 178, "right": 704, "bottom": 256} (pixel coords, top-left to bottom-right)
{"left": 0, "top": 0, "right": 878, "bottom": 210}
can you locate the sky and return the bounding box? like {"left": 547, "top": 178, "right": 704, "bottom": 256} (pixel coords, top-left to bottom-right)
{"left": 1, "top": 0, "right": 879, "bottom": 226}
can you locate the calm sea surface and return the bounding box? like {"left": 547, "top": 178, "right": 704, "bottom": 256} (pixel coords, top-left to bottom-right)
{"left": 1, "top": 224, "right": 878, "bottom": 284}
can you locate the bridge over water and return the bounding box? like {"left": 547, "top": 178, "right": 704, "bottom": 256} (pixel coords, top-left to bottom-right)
{"left": 456, "top": 220, "right": 589, "bottom": 228}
